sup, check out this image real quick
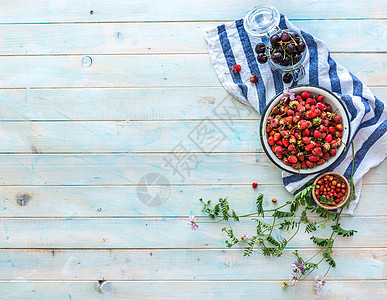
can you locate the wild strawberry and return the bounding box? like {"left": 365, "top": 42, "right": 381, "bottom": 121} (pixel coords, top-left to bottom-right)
{"left": 232, "top": 64, "right": 241, "bottom": 73}
{"left": 296, "top": 104, "right": 305, "bottom": 113}
{"left": 288, "top": 144, "right": 296, "bottom": 153}
{"left": 334, "top": 115, "right": 342, "bottom": 123}
{"left": 302, "top": 137, "right": 310, "bottom": 144}
{"left": 287, "top": 109, "right": 294, "bottom": 116}
{"left": 268, "top": 136, "right": 275, "bottom": 145}
{"left": 271, "top": 107, "right": 279, "bottom": 115}
{"left": 274, "top": 132, "right": 281, "bottom": 141}
{"left": 322, "top": 118, "right": 329, "bottom": 126}
{"left": 275, "top": 146, "right": 284, "bottom": 155}
{"left": 289, "top": 101, "right": 299, "bottom": 110}
{"left": 323, "top": 152, "right": 330, "bottom": 160}
{"left": 336, "top": 123, "right": 343, "bottom": 131}
{"left": 305, "top": 142, "right": 315, "bottom": 152}
{"left": 293, "top": 115, "right": 301, "bottom": 124}
{"left": 301, "top": 161, "right": 307, "bottom": 169}
{"left": 317, "top": 95, "right": 324, "bottom": 102}
{"left": 301, "top": 91, "right": 310, "bottom": 99}
{"left": 270, "top": 118, "right": 280, "bottom": 128}
{"left": 282, "top": 138, "right": 289, "bottom": 147}
{"left": 252, "top": 182, "right": 258, "bottom": 188}
{"left": 294, "top": 132, "right": 302, "bottom": 140}
{"left": 292, "top": 162, "right": 301, "bottom": 170}
{"left": 321, "top": 132, "right": 327, "bottom": 139}
{"left": 335, "top": 131, "right": 343, "bottom": 138}
{"left": 317, "top": 103, "right": 326, "bottom": 111}
{"left": 312, "top": 147, "right": 322, "bottom": 155}
{"left": 323, "top": 143, "right": 330, "bottom": 151}
{"left": 305, "top": 111, "right": 316, "bottom": 119}
{"left": 280, "top": 130, "right": 290, "bottom": 138}
{"left": 306, "top": 98, "right": 316, "bottom": 105}
{"left": 297, "top": 120, "right": 308, "bottom": 130}
{"left": 319, "top": 125, "right": 327, "bottom": 132}
{"left": 283, "top": 157, "right": 291, "bottom": 166}
{"left": 249, "top": 75, "right": 258, "bottom": 83}
{"left": 306, "top": 161, "right": 315, "bottom": 168}
{"left": 326, "top": 104, "right": 332, "bottom": 112}
{"left": 313, "top": 108, "right": 321, "bottom": 117}
{"left": 324, "top": 134, "right": 333, "bottom": 143}
{"left": 297, "top": 152, "right": 305, "bottom": 161}
{"left": 276, "top": 140, "right": 283, "bottom": 146}
{"left": 312, "top": 117, "right": 321, "bottom": 126}
{"left": 302, "top": 128, "right": 310, "bottom": 136}
{"left": 288, "top": 155, "right": 298, "bottom": 164}
{"left": 271, "top": 145, "right": 277, "bottom": 153}
{"left": 313, "top": 130, "right": 322, "bottom": 139}
{"left": 266, "top": 124, "right": 273, "bottom": 132}
{"left": 305, "top": 103, "right": 310, "bottom": 110}
{"left": 309, "top": 155, "right": 319, "bottom": 162}
{"left": 331, "top": 138, "right": 342, "bottom": 148}
{"left": 289, "top": 136, "right": 296, "bottom": 144}
{"left": 317, "top": 158, "right": 325, "bottom": 165}
{"left": 306, "top": 121, "right": 312, "bottom": 128}
{"left": 284, "top": 116, "right": 293, "bottom": 124}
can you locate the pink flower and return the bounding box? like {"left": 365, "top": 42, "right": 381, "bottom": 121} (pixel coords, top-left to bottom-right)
{"left": 188, "top": 215, "right": 199, "bottom": 230}
{"left": 281, "top": 88, "right": 296, "bottom": 101}
{"left": 238, "top": 233, "right": 249, "bottom": 244}
{"left": 292, "top": 261, "right": 305, "bottom": 273}
{"left": 289, "top": 273, "right": 298, "bottom": 285}
{"left": 314, "top": 275, "right": 327, "bottom": 289}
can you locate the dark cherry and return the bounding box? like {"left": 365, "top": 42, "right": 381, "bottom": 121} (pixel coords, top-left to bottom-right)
{"left": 283, "top": 73, "right": 293, "bottom": 83}
{"left": 272, "top": 52, "right": 283, "bottom": 64}
{"left": 255, "top": 42, "right": 266, "bottom": 54}
{"left": 270, "top": 34, "right": 280, "bottom": 46}
{"left": 281, "top": 56, "right": 290, "bottom": 66}
{"left": 257, "top": 52, "right": 268, "bottom": 64}
{"left": 293, "top": 53, "right": 302, "bottom": 64}
{"left": 297, "top": 41, "right": 306, "bottom": 53}
{"left": 285, "top": 44, "right": 295, "bottom": 54}
{"left": 280, "top": 32, "right": 290, "bottom": 42}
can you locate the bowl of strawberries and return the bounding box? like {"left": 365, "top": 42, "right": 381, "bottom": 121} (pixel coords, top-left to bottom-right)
{"left": 260, "top": 85, "right": 350, "bottom": 174}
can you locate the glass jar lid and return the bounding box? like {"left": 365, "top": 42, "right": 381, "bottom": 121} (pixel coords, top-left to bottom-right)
{"left": 243, "top": 4, "right": 280, "bottom": 37}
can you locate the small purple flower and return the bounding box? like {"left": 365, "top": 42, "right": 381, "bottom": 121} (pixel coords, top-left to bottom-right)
{"left": 281, "top": 88, "right": 296, "bottom": 101}
{"left": 238, "top": 233, "right": 249, "bottom": 244}
{"left": 314, "top": 275, "right": 327, "bottom": 289}
{"left": 188, "top": 215, "right": 199, "bottom": 230}
{"left": 289, "top": 273, "right": 298, "bottom": 285}
{"left": 292, "top": 261, "right": 305, "bottom": 273}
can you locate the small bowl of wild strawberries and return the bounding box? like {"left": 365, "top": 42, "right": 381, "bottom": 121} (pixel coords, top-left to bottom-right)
{"left": 260, "top": 85, "right": 350, "bottom": 174}
{"left": 312, "top": 172, "right": 350, "bottom": 210}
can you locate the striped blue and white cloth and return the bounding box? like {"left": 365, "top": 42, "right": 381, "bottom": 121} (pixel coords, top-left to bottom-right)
{"left": 205, "top": 15, "right": 387, "bottom": 214}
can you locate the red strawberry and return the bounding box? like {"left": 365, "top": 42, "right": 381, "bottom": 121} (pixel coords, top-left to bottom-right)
{"left": 323, "top": 152, "right": 330, "bottom": 160}
{"left": 282, "top": 138, "right": 289, "bottom": 147}
{"left": 313, "top": 130, "right": 322, "bottom": 139}
{"left": 297, "top": 119, "right": 308, "bottom": 130}
{"left": 335, "top": 131, "right": 343, "bottom": 138}
{"left": 232, "top": 64, "right": 241, "bottom": 73}
{"left": 288, "top": 155, "right": 298, "bottom": 164}
{"left": 324, "top": 134, "right": 333, "bottom": 143}
{"left": 296, "top": 95, "right": 303, "bottom": 102}
{"left": 288, "top": 144, "right": 296, "bottom": 153}
{"left": 334, "top": 115, "right": 342, "bottom": 123}
{"left": 268, "top": 136, "right": 275, "bottom": 145}
{"left": 297, "top": 152, "right": 305, "bottom": 161}
{"left": 292, "top": 162, "right": 301, "bottom": 170}
{"left": 302, "top": 129, "right": 310, "bottom": 136}
{"left": 302, "top": 137, "right": 310, "bottom": 144}
{"left": 305, "top": 111, "right": 316, "bottom": 119}
{"left": 326, "top": 104, "right": 332, "bottom": 112}
{"left": 275, "top": 146, "right": 284, "bottom": 155}
{"left": 301, "top": 91, "right": 310, "bottom": 99}
{"left": 297, "top": 104, "right": 305, "bottom": 113}
{"left": 274, "top": 132, "right": 281, "bottom": 141}
{"left": 289, "top": 136, "right": 296, "bottom": 144}
{"left": 330, "top": 148, "right": 337, "bottom": 157}
{"left": 282, "top": 157, "right": 291, "bottom": 166}
{"left": 309, "top": 155, "right": 319, "bottom": 162}
{"left": 252, "top": 182, "right": 258, "bottom": 188}
{"left": 328, "top": 126, "right": 335, "bottom": 134}
{"left": 336, "top": 123, "right": 343, "bottom": 131}
{"left": 317, "top": 158, "right": 325, "bottom": 165}
{"left": 317, "top": 103, "right": 326, "bottom": 111}
{"left": 306, "top": 98, "right": 316, "bottom": 105}
{"left": 312, "top": 147, "right": 322, "bottom": 155}
{"left": 301, "top": 161, "right": 307, "bottom": 169}
{"left": 317, "top": 95, "right": 324, "bottom": 102}
{"left": 306, "top": 161, "right": 315, "bottom": 168}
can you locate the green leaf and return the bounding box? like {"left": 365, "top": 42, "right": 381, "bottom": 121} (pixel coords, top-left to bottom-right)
{"left": 331, "top": 223, "right": 357, "bottom": 237}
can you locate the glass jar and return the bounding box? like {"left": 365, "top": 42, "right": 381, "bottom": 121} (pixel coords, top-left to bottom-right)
{"left": 243, "top": 4, "right": 307, "bottom": 82}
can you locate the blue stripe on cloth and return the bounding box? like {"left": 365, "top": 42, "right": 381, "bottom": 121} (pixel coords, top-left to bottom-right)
{"left": 235, "top": 19, "right": 266, "bottom": 114}
{"left": 340, "top": 95, "right": 357, "bottom": 122}
{"left": 327, "top": 53, "right": 341, "bottom": 93}
{"left": 279, "top": 15, "right": 287, "bottom": 29}
{"left": 344, "top": 120, "right": 387, "bottom": 177}
{"left": 343, "top": 97, "right": 385, "bottom": 178}
{"left": 301, "top": 30, "right": 319, "bottom": 86}
{"left": 217, "top": 24, "right": 248, "bottom": 99}
{"left": 262, "top": 36, "right": 283, "bottom": 94}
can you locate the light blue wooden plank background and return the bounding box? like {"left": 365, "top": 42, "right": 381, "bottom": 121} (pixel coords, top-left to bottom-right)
{"left": 0, "top": 1, "right": 386, "bottom": 299}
